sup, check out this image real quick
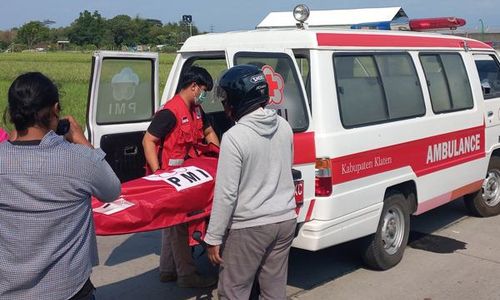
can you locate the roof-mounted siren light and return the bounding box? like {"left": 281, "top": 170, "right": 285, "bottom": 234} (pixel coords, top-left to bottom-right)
{"left": 293, "top": 4, "right": 310, "bottom": 29}
{"left": 350, "top": 9, "right": 410, "bottom": 31}
{"left": 409, "top": 17, "right": 466, "bottom": 31}
{"left": 351, "top": 21, "right": 392, "bottom": 30}
{"left": 351, "top": 20, "right": 410, "bottom": 31}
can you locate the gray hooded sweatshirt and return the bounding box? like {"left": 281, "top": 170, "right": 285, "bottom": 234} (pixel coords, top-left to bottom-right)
{"left": 205, "top": 108, "right": 296, "bottom": 245}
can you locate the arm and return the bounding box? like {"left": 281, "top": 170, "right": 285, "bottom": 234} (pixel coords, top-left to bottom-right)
{"left": 143, "top": 132, "right": 161, "bottom": 172}
{"left": 65, "top": 115, "right": 92, "bottom": 148}
{"left": 201, "top": 109, "right": 220, "bottom": 146}
{"left": 90, "top": 152, "right": 122, "bottom": 203}
{"left": 142, "top": 110, "right": 176, "bottom": 172}
{"left": 204, "top": 126, "right": 220, "bottom": 146}
{"left": 60, "top": 115, "right": 120, "bottom": 202}
{"left": 205, "top": 134, "right": 242, "bottom": 246}
{"left": 205, "top": 134, "right": 241, "bottom": 265}
{"left": 8, "top": 129, "right": 16, "bottom": 142}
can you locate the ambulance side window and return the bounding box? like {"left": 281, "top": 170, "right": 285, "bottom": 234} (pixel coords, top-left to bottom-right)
{"left": 179, "top": 57, "right": 228, "bottom": 113}
{"left": 420, "top": 53, "right": 473, "bottom": 113}
{"left": 474, "top": 54, "right": 500, "bottom": 99}
{"left": 333, "top": 53, "right": 425, "bottom": 128}
{"left": 377, "top": 54, "right": 425, "bottom": 119}
{"left": 96, "top": 58, "right": 154, "bottom": 124}
{"left": 234, "top": 52, "right": 309, "bottom": 132}
{"left": 335, "top": 55, "right": 387, "bottom": 127}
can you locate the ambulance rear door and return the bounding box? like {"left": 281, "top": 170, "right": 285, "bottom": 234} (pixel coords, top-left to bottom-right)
{"left": 87, "top": 51, "right": 159, "bottom": 182}
{"left": 227, "top": 48, "right": 316, "bottom": 223}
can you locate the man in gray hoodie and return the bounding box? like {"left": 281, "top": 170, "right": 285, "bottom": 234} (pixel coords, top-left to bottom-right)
{"left": 205, "top": 64, "right": 297, "bottom": 300}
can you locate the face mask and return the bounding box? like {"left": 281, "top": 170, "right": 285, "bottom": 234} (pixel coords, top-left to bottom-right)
{"left": 196, "top": 90, "right": 207, "bottom": 105}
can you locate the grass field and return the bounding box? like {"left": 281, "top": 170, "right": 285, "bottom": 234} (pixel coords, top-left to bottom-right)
{"left": 0, "top": 52, "right": 176, "bottom": 130}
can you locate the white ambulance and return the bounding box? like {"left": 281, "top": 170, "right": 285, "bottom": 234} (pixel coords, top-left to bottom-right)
{"left": 86, "top": 5, "right": 500, "bottom": 270}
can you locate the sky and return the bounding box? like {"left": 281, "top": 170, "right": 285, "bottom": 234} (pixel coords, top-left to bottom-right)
{"left": 0, "top": 0, "right": 499, "bottom": 33}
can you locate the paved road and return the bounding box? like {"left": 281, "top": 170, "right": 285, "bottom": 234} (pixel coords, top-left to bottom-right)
{"left": 91, "top": 199, "right": 500, "bottom": 300}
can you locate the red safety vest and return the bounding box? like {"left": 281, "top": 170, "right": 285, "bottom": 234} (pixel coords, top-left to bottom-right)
{"left": 155, "top": 94, "right": 204, "bottom": 171}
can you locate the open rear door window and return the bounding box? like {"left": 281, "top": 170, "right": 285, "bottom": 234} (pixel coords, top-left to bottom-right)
{"left": 95, "top": 59, "right": 155, "bottom": 124}
{"left": 87, "top": 51, "right": 159, "bottom": 182}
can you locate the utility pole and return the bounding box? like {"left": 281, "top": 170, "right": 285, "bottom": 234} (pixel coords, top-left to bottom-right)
{"left": 479, "top": 19, "right": 485, "bottom": 41}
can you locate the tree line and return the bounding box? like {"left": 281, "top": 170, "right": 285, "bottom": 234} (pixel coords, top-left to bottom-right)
{"left": 0, "top": 10, "right": 201, "bottom": 52}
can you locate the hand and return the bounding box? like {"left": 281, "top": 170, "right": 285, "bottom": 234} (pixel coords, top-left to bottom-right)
{"left": 64, "top": 115, "right": 93, "bottom": 148}
{"left": 9, "top": 129, "right": 17, "bottom": 142}
{"left": 207, "top": 244, "right": 223, "bottom": 265}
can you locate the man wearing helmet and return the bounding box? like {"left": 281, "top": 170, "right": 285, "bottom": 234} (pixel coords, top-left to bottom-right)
{"left": 205, "top": 64, "right": 297, "bottom": 299}
{"left": 142, "top": 66, "right": 219, "bottom": 288}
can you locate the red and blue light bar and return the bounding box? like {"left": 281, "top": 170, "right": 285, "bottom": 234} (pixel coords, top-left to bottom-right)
{"left": 409, "top": 17, "right": 466, "bottom": 31}
{"left": 351, "top": 17, "right": 466, "bottom": 31}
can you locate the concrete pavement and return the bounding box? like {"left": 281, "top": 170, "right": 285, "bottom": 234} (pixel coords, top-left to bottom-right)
{"left": 91, "top": 199, "right": 500, "bottom": 299}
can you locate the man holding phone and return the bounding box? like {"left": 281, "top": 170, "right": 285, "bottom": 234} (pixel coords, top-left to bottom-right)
{"left": 1, "top": 72, "right": 121, "bottom": 299}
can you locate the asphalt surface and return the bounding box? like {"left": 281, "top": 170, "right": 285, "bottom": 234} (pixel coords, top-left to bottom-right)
{"left": 91, "top": 199, "right": 500, "bottom": 300}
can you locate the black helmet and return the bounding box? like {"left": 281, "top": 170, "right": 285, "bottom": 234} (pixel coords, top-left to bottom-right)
{"left": 217, "top": 64, "right": 269, "bottom": 120}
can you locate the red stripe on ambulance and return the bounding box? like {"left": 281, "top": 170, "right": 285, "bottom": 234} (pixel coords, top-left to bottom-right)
{"left": 305, "top": 199, "right": 316, "bottom": 222}
{"left": 317, "top": 33, "right": 491, "bottom": 49}
{"left": 293, "top": 132, "right": 316, "bottom": 164}
{"left": 331, "top": 125, "right": 485, "bottom": 185}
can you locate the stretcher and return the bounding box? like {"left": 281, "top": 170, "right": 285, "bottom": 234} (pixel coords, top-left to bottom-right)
{"left": 92, "top": 153, "right": 218, "bottom": 246}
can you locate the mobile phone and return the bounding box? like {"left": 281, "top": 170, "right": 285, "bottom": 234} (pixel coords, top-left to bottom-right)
{"left": 56, "top": 119, "right": 70, "bottom": 135}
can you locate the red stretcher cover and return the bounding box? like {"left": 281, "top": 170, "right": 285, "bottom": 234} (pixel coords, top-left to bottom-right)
{"left": 92, "top": 154, "right": 218, "bottom": 245}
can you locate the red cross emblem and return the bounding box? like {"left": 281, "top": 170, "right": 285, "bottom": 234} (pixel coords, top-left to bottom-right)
{"left": 261, "top": 65, "right": 285, "bottom": 105}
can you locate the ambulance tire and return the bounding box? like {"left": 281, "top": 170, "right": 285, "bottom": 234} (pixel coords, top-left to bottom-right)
{"left": 464, "top": 156, "right": 500, "bottom": 217}
{"left": 361, "top": 191, "right": 410, "bottom": 271}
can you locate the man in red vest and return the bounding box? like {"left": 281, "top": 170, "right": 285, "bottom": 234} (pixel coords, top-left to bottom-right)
{"left": 142, "top": 66, "right": 219, "bottom": 288}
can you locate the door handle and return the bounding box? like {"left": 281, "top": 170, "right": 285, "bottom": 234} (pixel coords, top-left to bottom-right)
{"left": 488, "top": 111, "right": 494, "bottom": 117}
{"left": 124, "top": 146, "right": 138, "bottom": 156}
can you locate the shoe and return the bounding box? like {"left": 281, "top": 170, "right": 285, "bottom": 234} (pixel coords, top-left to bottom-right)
{"left": 159, "top": 272, "right": 177, "bottom": 282}
{"left": 177, "top": 273, "right": 217, "bottom": 288}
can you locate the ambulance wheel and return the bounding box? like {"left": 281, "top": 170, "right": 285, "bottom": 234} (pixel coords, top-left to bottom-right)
{"left": 464, "top": 156, "right": 500, "bottom": 217}
{"left": 361, "top": 191, "right": 410, "bottom": 270}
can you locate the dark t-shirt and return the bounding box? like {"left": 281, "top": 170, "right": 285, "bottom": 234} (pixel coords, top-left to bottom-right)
{"left": 147, "top": 108, "right": 210, "bottom": 139}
